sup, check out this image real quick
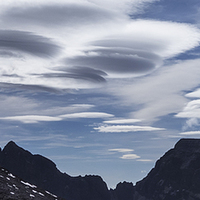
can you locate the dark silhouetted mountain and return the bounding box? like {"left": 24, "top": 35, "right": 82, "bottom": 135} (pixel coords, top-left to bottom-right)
{"left": 111, "top": 138, "right": 200, "bottom": 200}
{"left": 0, "top": 141, "right": 110, "bottom": 200}
{"left": 0, "top": 165, "right": 62, "bottom": 200}
{"left": 136, "top": 138, "right": 200, "bottom": 200}
{"left": 110, "top": 181, "right": 135, "bottom": 200}
{"left": 2, "top": 139, "right": 200, "bottom": 200}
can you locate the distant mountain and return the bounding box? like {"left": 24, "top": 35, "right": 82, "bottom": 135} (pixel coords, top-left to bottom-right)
{"left": 0, "top": 141, "right": 110, "bottom": 200}
{"left": 0, "top": 165, "right": 62, "bottom": 200}
{"left": 1, "top": 139, "right": 200, "bottom": 200}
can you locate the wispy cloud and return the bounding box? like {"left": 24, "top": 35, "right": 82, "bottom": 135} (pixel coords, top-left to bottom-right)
{"left": 94, "top": 125, "right": 165, "bottom": 133}
{"left": 120, "top": 154, "right": 141, "bottom": 159}
{"left": 179, "top": 131, "right": 200, "bottom": 135}
{"left": 108, "top": 148, "right": 134, "bottom": 153}
{"left": 137, "top": 159, "right": 153, "bottom": 162}
{"left": 60, "top": 112, "right": 114, "bottom": 119}
{"left": 0, "top": 115, "right": 62, "bottom": 124}
{"left": 103, "top": 119, "right": 142, "bottom": 124}
{"left": 0, "top": 112, "right": 114, "bottom": 123}
{"left": 108, "top": 148, "right": 141, "bottom": 160}
{"left": 108, "top": 59, "right": 200, "bottom": 123}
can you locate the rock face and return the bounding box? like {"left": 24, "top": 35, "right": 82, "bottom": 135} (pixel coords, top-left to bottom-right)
{"left": 111, "top": 138, "right": 200, "bottom": 200}
{"left": 0, "top": 141, "right": 110, "bottom": 200}
{"left": 0, "top": 165, "right": 62, "bottom": 200}
{"left": 110, "top": 182, "right": 135, "bottom": 200}
{"left": 135, "top": 138, "right": 200, "bottom": 200}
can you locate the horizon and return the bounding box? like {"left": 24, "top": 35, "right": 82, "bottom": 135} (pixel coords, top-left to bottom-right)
{"left": 0, "top": 138, "right": 187, "bottom": 189}
{"left": 0, "top": 0, "right": 200, "bottom": 188}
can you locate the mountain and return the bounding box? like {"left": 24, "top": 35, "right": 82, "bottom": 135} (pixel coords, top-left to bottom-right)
{"left": 0, "top": 165, "right": 62, "bottom": 200}
{"left": 0, "top": 141, "right": 110, "bottom": 200}
{"left": 1, "top": 139, "right": 200, "bottom": 200}
{"left": 112, "top": 138, "right": 200, "bottom": 200}
{"left": 135, "top": 138, "right": 200, "bottom": 200}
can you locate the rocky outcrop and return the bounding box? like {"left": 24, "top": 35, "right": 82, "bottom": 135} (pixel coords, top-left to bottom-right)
{"left": 135, "top": 138, "right": 200, "bottom": 200}
{"left": 110, "top": 182, "right": 135, "bottom": 200}
{"left": 111, "top": 138, "right": 200, "bottom": 200}
{"left": 0, "top": 165, "right": 62, "bottom": 200}
{"left": 0, "top": 141, "right": 110, "bottom": 200}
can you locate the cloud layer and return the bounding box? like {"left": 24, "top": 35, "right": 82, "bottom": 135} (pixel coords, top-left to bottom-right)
{"left": 0, "top": 1, "right": 199, "bottom": 90}
{"left": 0, "top": 30, "right": 60, "bottom": 58}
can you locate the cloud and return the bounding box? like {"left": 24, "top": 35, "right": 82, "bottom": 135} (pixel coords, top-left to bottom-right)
{"left": 60, "top": 112, "right": 114, "bottom": 119}
{"left": 0, "top": 30, "right": 60, "bottom": 57}
{"left": 120, "top": 154, "right": 141, "bottom": 159}
{"left": 92, "top": 20, "right": 200, "bottom": 59}
{"left": 107, "top": 59, "right": 200, "bottom": 123}
{"left": 0, "top": 112, "right": 114, "bottom": 123}
{"left": 186, "top": 88, "right": 200, "bottom": 98}
{"left": 0, "top": 1, "right": 199, "bottom": 91}
{"left": 39, "top": 66, "right": 107, "bottom": 83}
{"left": 1, "top": 3, "right": 118, "bottom": 28}
{"left": 183, "top": 118, "right": 199, "bottom": 130}
{"left": 65, "top": 20, "right": 200, "bottom": 79}
{"left": 175, "top": 100, "right": 200, "bottom": 119}
{"left": 0, "top": 1, "right": 199, "bottom": 126}
{"left": 88, "top": 0, "right": 158, "bottom": 14}
{"left": 175, "top": 98, "right": 200, "bottom": 129}
{"left": 108, "top": 148, "right": 134, "bottom": 153}
{"left": 108, "top": 147, "right": 142, "bottom": 160}
{"left": 137, "top": 159, "right": 153, "bottom": 162}
{"left": 0, "top": 94, "right": 101, "bottom": 123}
{"left": 104, "top": 118, "right": 142, "bottom": 124}
{"left": 0, "top": 115, "right": 62, "bottom": 124}
{"left": 94, "top": 125, "right": 165, "bottom": 133}
{"left": 66, "top": 48, "right": 161, "bottom": 78}
{"left": 179, "top": 131, "right": 200, "bottom": 135}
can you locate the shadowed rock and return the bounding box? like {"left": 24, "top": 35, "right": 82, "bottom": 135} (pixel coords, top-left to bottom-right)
{"left": 135, "top": 138, "right": 200, "bottom": 200}
{"left": 0, "top": 141, "right": 110, "bottom": 200}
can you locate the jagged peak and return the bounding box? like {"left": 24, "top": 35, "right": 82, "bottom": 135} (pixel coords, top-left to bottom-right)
{"left": 5, "top": 140, "right": 17, "bottom": 146}
{"left": 2, "top": 141, "right": 57, "bottom": 168}
{"left": 3, "top": 141, "right": 26, "bottom": 153}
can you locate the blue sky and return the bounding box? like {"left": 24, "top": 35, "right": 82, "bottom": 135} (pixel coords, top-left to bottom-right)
{"left": 0, "top": 0, "right": 200, "bottom": 188}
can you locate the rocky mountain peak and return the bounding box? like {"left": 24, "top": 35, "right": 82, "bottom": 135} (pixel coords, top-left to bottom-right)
{"left": 174, "top": 138, "right": 200, "bottom": 152}
{"left": 0, "top": 141, "right": 110, "bottom": 200}
{"left": 2, "top": 141, "right": 21, "bottom": 152}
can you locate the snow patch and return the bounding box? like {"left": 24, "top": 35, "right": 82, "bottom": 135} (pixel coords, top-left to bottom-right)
{"left": 13, "top": 184, "right": 19, "bottom": 190}
{"left": 38, "top": 192, "right": 45, "bottom": 196}
{"left": 45, "top": 190, "right": 58, "bottom": 198}
{"left": 7, "top": 184, "right": 12, "bottom": 188}
{"left": 8, "top": 173, "right": 15, "bottom": 178}
{"left": 21, "top": 180, "right": 37, "bottom": 188}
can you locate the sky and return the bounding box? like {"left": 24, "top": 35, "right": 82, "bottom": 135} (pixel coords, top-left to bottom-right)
{"left": 0, "top": 0, "right": 200, "bottom": 189}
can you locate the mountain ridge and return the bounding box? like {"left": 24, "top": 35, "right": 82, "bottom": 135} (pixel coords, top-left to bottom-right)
{"left": 0, "top": 141, "right": 110, "bottom": 200}
{"left": 0, "top": 164, "right": 64, "bottom": 200}
{"left": 1, "top": 138, "right": 200, "bottom": 200}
